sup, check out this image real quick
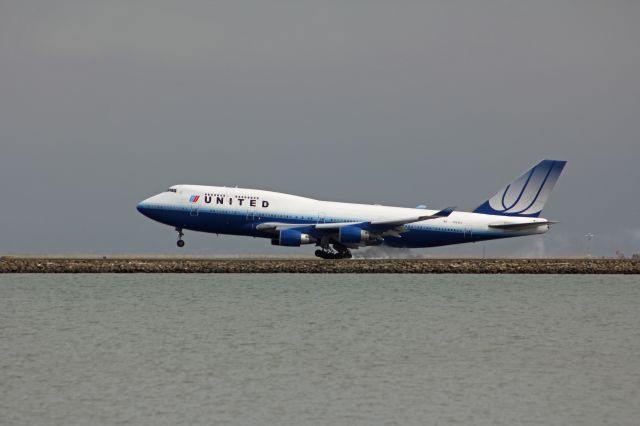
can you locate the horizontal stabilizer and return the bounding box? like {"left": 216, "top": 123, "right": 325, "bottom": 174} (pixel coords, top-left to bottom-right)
{"left": 488, "top": 220, "right": 559, "bottom": 230}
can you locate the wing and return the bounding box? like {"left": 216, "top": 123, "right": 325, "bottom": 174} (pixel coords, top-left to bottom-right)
{"left": 256, "top": 207, "right": 456, "bottom": 243}
{"left": 368, "top": 207, "right": 456, "bottom": 228}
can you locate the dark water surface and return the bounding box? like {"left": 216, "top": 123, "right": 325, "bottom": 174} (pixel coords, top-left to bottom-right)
{"left": 1, "top": 274, "right": 639, "bottom": 425}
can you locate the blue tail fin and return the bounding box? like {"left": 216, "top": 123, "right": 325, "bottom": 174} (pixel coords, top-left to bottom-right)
{"left": 473, "top": 159, "right": 567, "bottom": 217}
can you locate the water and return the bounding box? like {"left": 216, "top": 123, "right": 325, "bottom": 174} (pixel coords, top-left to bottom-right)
{"left": 1, "top": 274, "right": 639, "bottom": 426}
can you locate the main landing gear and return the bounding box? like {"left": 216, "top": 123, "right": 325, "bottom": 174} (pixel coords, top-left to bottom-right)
{"left": 315, "top": 250, "right": 352, "bottom": 259}
{"left": 315, "top": 243, "right": 353, "bottom": 260}
{"left": 176, "top": 227, "right": 185, "bottom": 248}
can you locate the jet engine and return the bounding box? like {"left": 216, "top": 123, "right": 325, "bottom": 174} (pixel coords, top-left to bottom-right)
{"left": 338, "top": 226, "right": 373, "bottom": 244}
{"left": 271, "top": 229, "right": 317, "bottom": 246}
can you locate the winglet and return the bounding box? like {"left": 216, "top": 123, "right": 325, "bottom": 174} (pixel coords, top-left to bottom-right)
{"left": 434, "top": 207, "right": 456, "bottom": 217}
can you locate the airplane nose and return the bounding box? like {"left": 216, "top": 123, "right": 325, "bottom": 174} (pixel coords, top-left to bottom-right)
{"left": 136, "top": 198, "right": 153, "bottom": 217}
{"left": 137, "top": 193, "right": 172, "bottom": 222}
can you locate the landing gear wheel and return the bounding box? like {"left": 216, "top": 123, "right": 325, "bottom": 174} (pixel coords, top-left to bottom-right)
{"left": 314, "top": 248, "right": 352, "bottom": 260}
{"left": 175, "top": 227, "right": 185, "bottom": 248}
{"left": 332, "top": 243, "right": 352, "bottom": 259}
{"left": 314, "top": 249, "right": 334, "bottom": 259}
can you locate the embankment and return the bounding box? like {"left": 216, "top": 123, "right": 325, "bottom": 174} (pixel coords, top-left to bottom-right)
{"left": 1, "top": 258, "right": 639, "bottom": 273}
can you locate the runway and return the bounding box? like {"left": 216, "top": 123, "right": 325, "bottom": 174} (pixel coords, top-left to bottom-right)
{"left": 1, "top": 257, "right": 639, "bottom": 273}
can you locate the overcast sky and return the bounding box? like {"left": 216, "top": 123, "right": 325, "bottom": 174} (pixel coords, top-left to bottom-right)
{"left": 1, "top": 1, "right": 639, "bottom": 256}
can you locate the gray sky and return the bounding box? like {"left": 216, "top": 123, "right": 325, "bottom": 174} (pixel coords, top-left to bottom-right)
{"left": 1, "top": 1, "right": 639, "bottom": 256}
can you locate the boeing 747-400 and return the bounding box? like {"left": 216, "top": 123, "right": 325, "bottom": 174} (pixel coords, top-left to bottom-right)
{"left": 137, "top": 159, "right": 566, "bottom": 259}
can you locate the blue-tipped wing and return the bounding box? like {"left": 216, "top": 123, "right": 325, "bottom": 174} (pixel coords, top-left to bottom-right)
{"left": 473, "top": 159, "right": 566, "bottom": 217}
{"left": 256, "top": 207, "right": 455, "bottom": 236}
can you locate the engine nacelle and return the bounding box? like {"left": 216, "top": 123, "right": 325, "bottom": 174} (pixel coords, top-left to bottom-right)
{"left": 271, "top": 229, "right": 317, "bottom": 247}
{"left": 338, "top": 226, "right": 372, "bottom": 244}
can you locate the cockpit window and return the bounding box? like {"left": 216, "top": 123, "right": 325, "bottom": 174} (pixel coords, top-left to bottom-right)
{"left": 166, "top": 188, "right": 177, "bottom": 193}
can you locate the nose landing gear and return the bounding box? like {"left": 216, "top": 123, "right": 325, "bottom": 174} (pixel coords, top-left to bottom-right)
{"left": 176, "top": 227, "right": 185, "bottom": 248}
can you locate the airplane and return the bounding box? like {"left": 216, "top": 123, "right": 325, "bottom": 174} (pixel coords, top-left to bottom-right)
{"left": 137, "top": 159, "right": 566, "bottom": 259}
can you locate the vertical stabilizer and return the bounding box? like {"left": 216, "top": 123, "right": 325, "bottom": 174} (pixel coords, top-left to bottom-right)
{"left": 473, "top": 159, "right": 566, "bottom": 217}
